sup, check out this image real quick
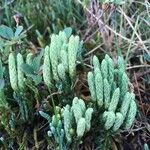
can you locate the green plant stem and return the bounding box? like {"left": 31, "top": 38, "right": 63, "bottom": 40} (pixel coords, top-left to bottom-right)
{"left": 48, "top": 88, "right": 62, "bottom": 150}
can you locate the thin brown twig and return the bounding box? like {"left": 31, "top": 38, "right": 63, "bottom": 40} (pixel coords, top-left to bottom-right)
{"left": 126, "top": 65, "right": 150, "bottom": 70}
{"left": 118, "top": 7, "right": 150, "bottom": 55}
{"left": 77, "top": 0, "right": 139, "bottom": 46}
{"left": 134, "top": 72, "right": 145, "bottom": 115}
{"left": 131, "top": 69, "right": 150, "bottom": 82}
{"left": 84, "top": 43, "right": 103, "bottom": 56}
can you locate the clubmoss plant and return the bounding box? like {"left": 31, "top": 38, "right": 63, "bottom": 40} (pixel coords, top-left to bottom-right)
{"left": 76, "top": 117, "right": 86, "bottom": 137}
{"left": 87, "top": 55, "right": 137, "bottom": 132}
{"left": 8, "top": 53, "right": 25, "bottom": 92}
{"left": 17, "top": 53, "right": 25, "bottom": 91}
{"left": 26, "top": 53, "right": 33, "bottom": 65}
{"left": 8, "top": 53, "right": 18, "bottom": 91}
{"left": 63, "top": 105, "right": 73, "bottom": 143}
{"left": 43, "top": 46, "right": 52, "bottom": 89}
{"left": 42, "top": 28, "right": 83, "bottom": 90}
{"left": 62, "top": 97, "right": 93, "bottom": 142}
{"left": 39, "top": 109, "right": 65, "bottom": 150}
{"left": 68, "top": 35, "right": 80, "bottom": 79}
{"left": 42, "top": 97, "right": 93, "bottom": 147}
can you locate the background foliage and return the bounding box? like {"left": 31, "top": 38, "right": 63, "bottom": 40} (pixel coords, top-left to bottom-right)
{"left": 0, "top": 0, "right": 150, "bottom": 149}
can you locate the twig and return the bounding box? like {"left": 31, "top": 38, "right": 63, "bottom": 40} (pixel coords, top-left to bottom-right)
{"left": 118, "top": 7, "right": 150, "bottom": 55}
{"left": 34, "top": 128, "right": 39, "bottom": 149}
{"left": 84, "top": 43, "right": 103, "bottom": 56}
{"left": 126, "top": 65, "right": 150, "bottom": 70}
{"left": 77, "top": 0, "right": 139, "bottom": 46}
{"left": 134, "top": 72, "right": 145, "bottom": 115}
{"left": 125, "top": 15, "right": 140, "bottom": 65}
{"left": 131, "top": 69, "right": 150, "bottom": 82}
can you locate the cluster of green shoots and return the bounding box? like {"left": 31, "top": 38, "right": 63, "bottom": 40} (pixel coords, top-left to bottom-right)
{"left": 8, "top": 53, "right": 25, "bottom": 92}
{"left": 40, "top": 97, "right": 93, "bottom": 149}
{"left": 88, "top": 55, "right": 137, "bottom": 132}
{"left": 43, "top": 28, "right": 82, "bottom": 90}
{"left": 39, "top": 53, "right": 137, "bottom": 148}
{"left": 0, "top": 28, "right": 137, "bottom": 149}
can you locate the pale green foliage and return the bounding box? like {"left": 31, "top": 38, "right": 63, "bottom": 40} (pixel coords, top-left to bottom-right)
{"left": 120, "top": 92, "right": 133, "bottom": 118}
{"left": 9, "top": 53, "right": 26, "bottom": 92}
{"left": 108, "top": 88, "right": 120, "bottom": 112}
{"left": 103, "top": 111, "right": 116, "bottom": 130}
{"left": 124, "top": 99, "right": 137, "bottom": 129}
{"left": 62, "top": 97, "right": 93, "bottom": 141}
{"left": 48, "top": 112, "right": 65, "bottom": 148}
{"left": 68, "top": 35, "right": 80, "bottom": 79}
{"left": 118, "top": 56, "right": 125, "bottom": 71}
{"left": 87, "top": 72, "right": 97, "bottom": 102}
{"left": 63, "top": 105, "right": 73, "bottom": 143}
{"left": 43, "top": 28, "right": 82, "bottom": 89}
{"left": 72, "top": 97, "right": 85, "bottom": 124}
{"left": 49, "top": 34, "right": 60, "bottom": 81}
{"left": 112, "top": 112, "right": 124, "bottom": 132}
{"left": 93, "top": 55, "right": 100, "bottom": 69}
{"left": 8, "top": 53, "right": 18, "bottom": 91}
{"left": 77, "top": 118, "right": 86, "bottom": 137}
{"left": 17, "top": 53, "right": 25, "bottom": 91}
{"left": 78, "top": 99, "right": 86, "bottom": 114}
{"left": 57, "top": 64, "right": 66, "bottom": 82}
{"left": 144, "top": 143, "right": 150, "bottom": 150}
{"left": 59, "top": 31, "right": 68, "bottom": 44}
{"left": 101, "top": 59, "right": 108, "bottom": 79}
{"left": 105, "top": 54, "right": 114, "bottom": 85}
{"left": 104, "top": 78, "right": 111, "bottom": 108}
{"left": 94, "top": 68, "right": 103, "bottom": 107}
{"left": 120, "top": 73, "right": 129, "bottom": 98}
{"left": 26, "top": 53, "right": 33, "bottom": 65}
{"left": 87, "top": 55, "right": 137, "bottom": 132}
{"left": 43, "top": 46, "right": 52, "bottom": 88}
{"left": 60, "top": 46, "right": 68, "bottom": 70}
{"left": 99, "top": 0, "right": 125, "bottom": 5}
{"left": 85, "top": 108, "right": 93, "bottom": 131}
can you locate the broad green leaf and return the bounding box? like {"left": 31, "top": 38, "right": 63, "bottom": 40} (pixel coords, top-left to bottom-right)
{"left": 0, "top": 25, "right": 14, "bottom": 40}
{"left": 30, "top": 75, "right": 42, "bottom": 85}
{"left": 32, "top": 49, "right": 44, "bottom": 72}
{"left": 21, "top": 63, "right": 35, "bottom": 75}
{"left": 15, "top": 26, "right": 23, "bottom": 37}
